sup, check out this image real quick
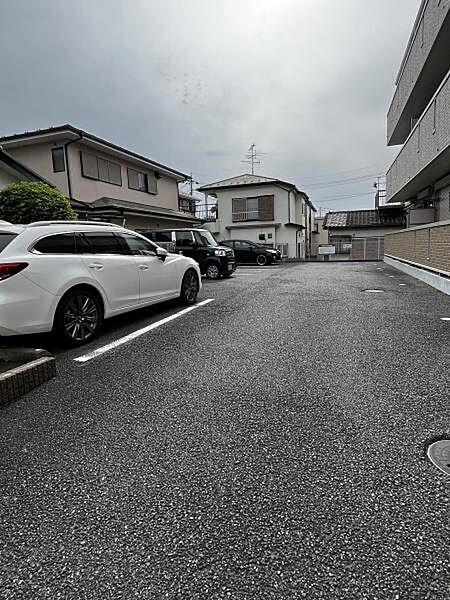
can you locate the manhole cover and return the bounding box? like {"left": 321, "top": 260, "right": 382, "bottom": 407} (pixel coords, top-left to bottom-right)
{"left": 364, "top": 289, "right": 385, "bottom": 293}
{"left": 427, "top": 440, "right": 450, "bottom": 476}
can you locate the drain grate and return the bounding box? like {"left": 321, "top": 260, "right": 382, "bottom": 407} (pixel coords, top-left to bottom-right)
{"left": 427, "top": 440, "right": 450, "bottom": 476}
{"left": 364, "top": 289, "right": 385, "bottom": 293}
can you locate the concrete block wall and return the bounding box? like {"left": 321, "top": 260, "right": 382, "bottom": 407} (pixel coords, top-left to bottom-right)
{"left": 385, "top": 221, "right": 450, "bottom": 274}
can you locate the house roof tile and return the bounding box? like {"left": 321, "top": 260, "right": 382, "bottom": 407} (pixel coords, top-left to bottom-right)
{"left": 323, "top": 207, "right": 405, "bottom": 229}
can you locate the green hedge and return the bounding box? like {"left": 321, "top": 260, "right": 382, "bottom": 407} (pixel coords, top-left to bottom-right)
{"left": 0, "top": 182, "right": 77, "bottom": 224}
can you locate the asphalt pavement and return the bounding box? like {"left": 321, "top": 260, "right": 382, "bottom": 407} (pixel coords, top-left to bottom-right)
{"left": 1, "top": 262, "right": 449, "bottom": 599}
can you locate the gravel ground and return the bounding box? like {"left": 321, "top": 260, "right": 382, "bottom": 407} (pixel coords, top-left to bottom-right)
{"left": 0, "top": 262, "right": 449, "bottom": 599}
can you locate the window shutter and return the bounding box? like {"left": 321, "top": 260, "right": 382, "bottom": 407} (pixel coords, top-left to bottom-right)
{"left": 147, "top": 171, "right": 158, "bottom": 194}
{"left": 258, "top": 195, "right": 274, "bottom": 220}
{"left": 231, "top": 198, "right": 246, "bottom": 221}
{"left": 108, "top": 161, "right": 122, "bottom": 185}
{"left": 128, "top": 168, "right": 139, "bottom": 190}
{"left": 81, "top": 152, "right": 99, "bottom": 179}
{"left": 98, "top": 158, "right": 109, "bottom": 182}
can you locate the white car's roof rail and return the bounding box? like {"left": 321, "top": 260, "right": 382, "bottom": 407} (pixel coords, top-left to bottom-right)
{"left": 26, "top": 220, "right": 122, "bottom": 228}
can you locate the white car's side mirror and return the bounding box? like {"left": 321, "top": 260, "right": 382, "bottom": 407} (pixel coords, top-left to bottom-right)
{"left": 156, "top": 247, "right": 168, "bottom": 261}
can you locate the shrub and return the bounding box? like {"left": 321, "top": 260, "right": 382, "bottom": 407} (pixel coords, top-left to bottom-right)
{"left": 0, "top": 182, "right": 77, "bottom": 224}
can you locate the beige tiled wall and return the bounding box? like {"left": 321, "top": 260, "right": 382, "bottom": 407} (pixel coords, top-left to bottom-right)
{"left": 385, "top": 222, "right": 450, "bottom": 273}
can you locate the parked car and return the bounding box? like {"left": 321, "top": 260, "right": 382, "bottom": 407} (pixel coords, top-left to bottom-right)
{"left": 138, "top": 228, "right": 236, "bottom": 279}
{"left": 0, "top": 221, "right": 201, "bottom": 346}
{"left": 219, "top": 240, "right": 281, "bottom": 265}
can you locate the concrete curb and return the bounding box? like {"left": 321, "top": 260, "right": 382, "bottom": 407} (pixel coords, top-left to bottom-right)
{"left": 384, "top": 256, "right": 450, "bottom": 296}
{"left": 0, "top": 349, "right": 56, "bottom": 407}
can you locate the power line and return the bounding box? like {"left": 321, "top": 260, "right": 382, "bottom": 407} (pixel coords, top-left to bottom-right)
{"left": 318, "top": 192, "right": 375, "bottom": 202}
{"left": 298, "top": 162, "right": 389, "bottom": 183}
{"left": 303, "top": 173, "right": 384, "bottom": 189}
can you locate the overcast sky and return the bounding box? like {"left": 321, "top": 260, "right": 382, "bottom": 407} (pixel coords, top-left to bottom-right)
{"left": 0, "top": 0, "right": 419, "bottom": 212}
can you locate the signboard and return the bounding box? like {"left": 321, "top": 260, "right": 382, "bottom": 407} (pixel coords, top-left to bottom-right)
{"left": 318, "top": 245, "right": 336, "bottom": 255}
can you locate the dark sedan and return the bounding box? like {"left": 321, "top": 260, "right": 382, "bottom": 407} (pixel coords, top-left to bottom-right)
{"left": 219, "top": 239, "right": 281, "bottom": 266}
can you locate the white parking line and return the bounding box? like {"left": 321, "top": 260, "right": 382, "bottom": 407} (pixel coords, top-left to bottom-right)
{"left": 74, "top": 299, "right": 215, "bottom": 363}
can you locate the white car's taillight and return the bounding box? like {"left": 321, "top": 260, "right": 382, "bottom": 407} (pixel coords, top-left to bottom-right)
{"left": 0, "top": 262, "right": 28, "bottom": 281}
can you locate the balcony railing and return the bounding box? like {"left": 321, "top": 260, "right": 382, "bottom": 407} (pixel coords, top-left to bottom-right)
{"left": 386, "top": 67, "right": 450, "bottom": 203}
{"left": 195, "top": 203, "right": 218, "bottom": 222}
{"left": 232, "top": 210, "right": 261, "bottom": 222}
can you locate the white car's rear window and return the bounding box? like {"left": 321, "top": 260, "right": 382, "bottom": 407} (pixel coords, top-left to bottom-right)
{"left": 0, "top": 232, "right": 17, "bottom": 253}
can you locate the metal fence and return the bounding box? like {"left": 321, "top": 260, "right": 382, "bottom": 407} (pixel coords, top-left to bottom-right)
{"left": 350, "top": 237, "right": 384, "bottom": 261}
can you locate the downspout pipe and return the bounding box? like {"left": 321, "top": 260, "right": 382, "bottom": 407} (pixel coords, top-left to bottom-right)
{"left": 63, "top": 131, "right": 83, "bottom": 202}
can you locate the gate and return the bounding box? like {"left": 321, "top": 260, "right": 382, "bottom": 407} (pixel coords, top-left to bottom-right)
{"left": 350, "top": 237, "right": 384, "bottom": 261}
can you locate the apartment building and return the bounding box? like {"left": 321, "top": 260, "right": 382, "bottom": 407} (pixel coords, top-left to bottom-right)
{"left": 0, "top": 125, "right": 201, "bottom": 229}
{"left": 384, "top": 0, "right": 450, "bottom": 293}
{"left": 198, "top": 174, "right": 316, "bottom": 259}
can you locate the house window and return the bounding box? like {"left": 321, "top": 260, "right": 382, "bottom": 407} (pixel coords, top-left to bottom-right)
{"left": 51, "top": 147, "right": 65, "bottom": 172}
{"left": 128, "top": 168, "right": 158, "bottom": 194}
{"left": 232, "top": 195, "right": 274, "bottom": 222}
{"left": 80, "top": 151, "right": 122, "bottom": 186}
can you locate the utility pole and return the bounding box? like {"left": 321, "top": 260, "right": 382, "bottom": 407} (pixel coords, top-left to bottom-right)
{"left": 188, "top": 172, "right": 199, "bottom": 195}
{"left": 241, "top": 143, "right": 262, "bottom": 175}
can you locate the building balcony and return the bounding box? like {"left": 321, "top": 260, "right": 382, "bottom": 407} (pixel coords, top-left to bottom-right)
{"left": 387, "top": 0, "right": 450, "bottom": 145}
{"left": 195, "top": 203, "right": 218, "bottom": 222}
{"left": 232, "top": 210, "right": 262, "bottom": 222}
{"left": 386, "top": 68, "right": 450, "bottom": 204}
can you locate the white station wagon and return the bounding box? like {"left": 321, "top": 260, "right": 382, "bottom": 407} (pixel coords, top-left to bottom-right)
{"left": 0, "top": 221, "right": 201, "bottom": 345}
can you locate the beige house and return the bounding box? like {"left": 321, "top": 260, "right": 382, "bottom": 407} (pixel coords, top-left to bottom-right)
{"left": 0, "top": 147, "right": 51, "bottom": 189}
{"left": 198, "top": 174, "right": 316, "bottom": 259}
{"left": 0, "top": 125, "right": 201, "bottom": 229}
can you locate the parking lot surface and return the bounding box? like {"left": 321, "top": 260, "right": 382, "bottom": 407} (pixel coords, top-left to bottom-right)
{"left": 1, "top": 262, "right": 449, "bottom": 599}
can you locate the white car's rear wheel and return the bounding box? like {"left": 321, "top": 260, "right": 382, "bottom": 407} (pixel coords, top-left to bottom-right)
{"left": 54, "top": 287, "right": 103, "bottom": 346}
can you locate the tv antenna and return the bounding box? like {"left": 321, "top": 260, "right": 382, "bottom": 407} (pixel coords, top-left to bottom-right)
{"left": 241, "top": 143, "right": 263, "bottom": 175}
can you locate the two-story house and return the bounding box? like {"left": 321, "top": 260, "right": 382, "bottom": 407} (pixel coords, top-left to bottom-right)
{"left": 198, "top": 174, "right": 315, "bottom": 259}
{"left": 0, "top": 125, "right": 202, "bottom": 229}
{"left": 0, "top": 147, "right": 52, "bottom": 190}
{"left": 384, "top": 0, "right": 450, "bottom": 293}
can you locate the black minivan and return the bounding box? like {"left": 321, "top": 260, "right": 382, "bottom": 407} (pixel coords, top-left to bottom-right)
{"left": 138, "top": 228, "right": 236, "bottom": 279}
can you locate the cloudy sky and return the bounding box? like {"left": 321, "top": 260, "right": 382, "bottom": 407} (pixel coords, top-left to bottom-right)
{"left": 1, "top": 0, "right": 419, "bottom": 211}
